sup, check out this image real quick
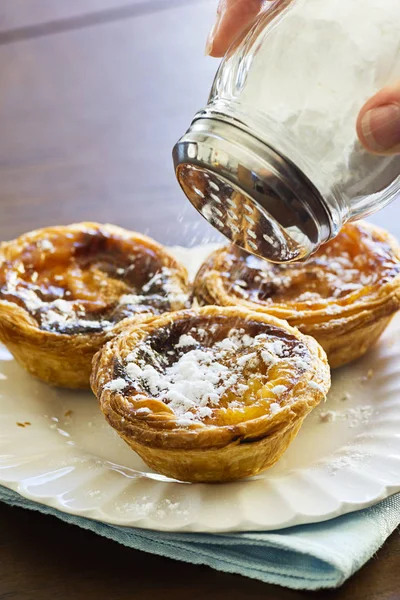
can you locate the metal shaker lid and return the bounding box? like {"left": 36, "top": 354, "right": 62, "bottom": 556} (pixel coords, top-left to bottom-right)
{"left": 173, "top": 115, "right": 334, "bottom": 263}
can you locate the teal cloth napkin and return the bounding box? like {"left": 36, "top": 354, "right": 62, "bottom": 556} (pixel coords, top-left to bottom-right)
{"left": 1, "top": 486, "right": 399, "bottom": 590}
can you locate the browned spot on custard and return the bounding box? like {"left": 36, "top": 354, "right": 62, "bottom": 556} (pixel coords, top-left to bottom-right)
{"left": 218, "top": 224, "right": 400, "bottom": 306}
{"left": 0, "top": 227, "right": 188, "bottom": 334}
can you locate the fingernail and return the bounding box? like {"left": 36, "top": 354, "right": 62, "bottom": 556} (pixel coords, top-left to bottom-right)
{"left": 205, "top": 1, "right": 223, "bottom": 55}
{"left": 361, "top": 104, "right": 400, "bottom": 152}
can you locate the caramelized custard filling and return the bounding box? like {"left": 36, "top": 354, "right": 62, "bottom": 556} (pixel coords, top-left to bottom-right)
{"left": 219, "top": 225, "right": 400, "bottom": 307}
{"left": 111, "top": 315, "right": 311, "bottom": 427}
{"left": 0, "top": 227, "right": 188, "bottom": 334}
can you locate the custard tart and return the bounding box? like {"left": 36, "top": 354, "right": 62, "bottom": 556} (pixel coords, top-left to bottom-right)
{"left": 0, "top": 223, "right": 190, "bottom": 388}
{"left": 91, "top": 306, "right": 330, "bottom": 483}
{"left": 193, "top": 222, "right": 400, "bottom": 368}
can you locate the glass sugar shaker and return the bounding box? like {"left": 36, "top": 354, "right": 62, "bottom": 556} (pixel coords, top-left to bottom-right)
{"left": 173, "top": 0, "right": 400, "bottom": 263}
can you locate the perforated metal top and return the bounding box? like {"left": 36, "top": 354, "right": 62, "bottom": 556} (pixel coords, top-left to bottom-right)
{"left": 173, "top": 116, "right": 333, "bottom": 264}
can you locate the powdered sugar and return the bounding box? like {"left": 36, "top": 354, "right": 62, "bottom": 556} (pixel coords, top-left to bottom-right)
{"left": 37, "top": 239, "right": 55, "bottom": 252}
{"left": 318, "top": 404, "right": 375, "bottom": 428}
{"left": 52, "top": 299, "right": 74, "bottom": 313}
{"left": 175, "top": 334, "right": 198, "bottom": 348}
{"left": 1, "top": 258, "right": 188, "bottom": 334}
{"left": 112, "top": 325, "right": 313, "bottom": 426}
{"left": 116, "top": 497, "right": 190, "bottom": 520}
{"left": 39, "top": 299, "right": 113, "bottom": 333}
{"left": 261, "top": 350, "right": 279, "bottom": 366}
{"left": 327, "top": 451, "right": 369, "bottom": 475}
{"left": 2, "top": 271, "right": 42, "bottom": 312}
{"left": 269, "top": 402, "right": 281, "bottom": 415}
{"left": 141, "top": 267, "right": 189, "bottom": 307}
{"left": 271, "top": 385, "right": 287, "bottom": 395}
{"left": 105, "top": 378, "right": 128, "bottom": 392}
{"left": 344, "top": 406, "right": 375, "bottom": 428}
{"left": 136, "top": 407, "right": 151, "bottom": 415}
{"left": 291, "top": 356, "right": 311, "bottom": 371}
{"left": 267, "top": 340, "right": 286, "bottom": 356}
{"left": 309, "top": 381, "right": 326, "bottom": 393}
{"left": 125, "top": 343, "right": 237, "bottom": 425}
{"left": 119, "top": 294, "right": 148, "bottom": 306}
{"left": 237, "top": 352, "right": 257, "bottom": 366}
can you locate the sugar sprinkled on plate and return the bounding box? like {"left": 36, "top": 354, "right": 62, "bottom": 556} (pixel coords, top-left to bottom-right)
{"left": 318, "top": 405, "right": 375, "bottom": 428}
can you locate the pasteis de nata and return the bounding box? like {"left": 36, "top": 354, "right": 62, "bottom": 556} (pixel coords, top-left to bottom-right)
{"left": 194, "top": 222, "right": 400, "bottom": 369}
{"left": 0, "top": 223, "right": 190, "bottom": 388}
{"left": 91, "top": 306, "right": 330, "bottom": 483}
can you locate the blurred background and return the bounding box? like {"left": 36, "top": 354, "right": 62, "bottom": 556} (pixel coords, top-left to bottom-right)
{"left": 0, "top": 0, "right": 398, "bottom": 247}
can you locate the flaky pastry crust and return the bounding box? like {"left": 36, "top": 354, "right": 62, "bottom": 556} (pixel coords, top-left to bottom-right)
{"left": 91, "top": 306, "right": 330, "bottom": 482}
{"left": 0, "top": 223, "right": 190, "bottom": 388}
{"left": 194, "top": 223, "right": 400, "bottom": 368}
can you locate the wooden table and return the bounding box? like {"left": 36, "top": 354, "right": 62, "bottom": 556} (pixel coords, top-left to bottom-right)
{"left": 0, "top": 2, "right": 399, "bottom": 598}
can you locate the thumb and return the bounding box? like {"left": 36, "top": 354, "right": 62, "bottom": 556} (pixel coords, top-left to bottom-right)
{"left": 357, "top": 82, "right": 400, "bottom": 155}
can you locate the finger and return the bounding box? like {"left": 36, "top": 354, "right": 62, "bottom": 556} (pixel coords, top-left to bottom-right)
{"left": 206, "top": 0, "right": 264, "bottom": 57}
{"left": 357, "top": 82, "right": 400, "bottom": 155}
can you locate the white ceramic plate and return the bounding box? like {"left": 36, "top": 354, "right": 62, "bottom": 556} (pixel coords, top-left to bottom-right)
{"left": 1, "top": 244, "right": 400, "bottom": 533}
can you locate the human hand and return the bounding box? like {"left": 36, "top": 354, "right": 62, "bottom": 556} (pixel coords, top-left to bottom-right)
{"left": 206, "top": 0, "right": 400, "bottom": 156}
{"left": 357, "top": 83, "right": 400, "bottom": 156}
